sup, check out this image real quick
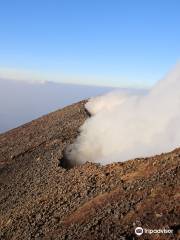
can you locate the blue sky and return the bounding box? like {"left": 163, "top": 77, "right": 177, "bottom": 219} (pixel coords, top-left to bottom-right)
{"left": 0, "top": 0, "right": 180, "bottom": 87}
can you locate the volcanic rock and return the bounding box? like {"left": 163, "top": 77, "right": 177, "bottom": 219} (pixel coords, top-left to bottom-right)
{"left": 0, "top": 101, "right": 179, "bottom": 240}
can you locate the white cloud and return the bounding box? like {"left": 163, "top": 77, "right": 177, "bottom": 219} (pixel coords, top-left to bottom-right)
{"left": 65, "top": 63, "right": 180, "bottom": 166}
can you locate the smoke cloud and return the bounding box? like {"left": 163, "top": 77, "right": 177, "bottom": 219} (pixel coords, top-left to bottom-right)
{"left": 65, "top": 64, "right": 180, "bottom": 166}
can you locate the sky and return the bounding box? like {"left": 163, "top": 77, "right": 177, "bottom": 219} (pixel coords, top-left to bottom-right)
{"left": 0, "top": 0, "right": 180, "bottom": 87}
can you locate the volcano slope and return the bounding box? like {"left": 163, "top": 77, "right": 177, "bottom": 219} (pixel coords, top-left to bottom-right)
{"left": 0, "top": 100, "right": 179, "bottom": 240}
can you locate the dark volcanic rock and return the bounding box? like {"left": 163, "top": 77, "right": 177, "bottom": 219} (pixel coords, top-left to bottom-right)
{"left": 0, "top": 101, "right": 179, "bottom": 240}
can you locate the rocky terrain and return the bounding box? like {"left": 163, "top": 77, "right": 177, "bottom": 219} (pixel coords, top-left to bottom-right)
{"left": 0, "top": 100, "right": 179, "bottom": 240}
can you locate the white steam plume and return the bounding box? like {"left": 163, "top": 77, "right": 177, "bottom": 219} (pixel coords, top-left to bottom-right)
{"left": 65, "top": 63, "right": 180, "bottom": 166}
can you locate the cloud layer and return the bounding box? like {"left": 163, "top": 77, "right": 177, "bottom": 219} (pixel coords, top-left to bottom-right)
{"left": 0, "top": 79, "right": 114, "bottom": 133}
{"left": 66, "top": 63, "right": 180, "bottom": 166}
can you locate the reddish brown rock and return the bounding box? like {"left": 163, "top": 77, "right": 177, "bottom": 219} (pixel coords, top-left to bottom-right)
{"left": 0, "top": 101, "right": 179, "bottom": 240}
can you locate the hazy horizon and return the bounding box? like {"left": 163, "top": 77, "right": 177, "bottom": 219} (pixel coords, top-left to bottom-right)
{"left": 0, "top": 78, "right": 148, "bottom": 133}
{"left": 0, "top": 78, "right": 113, "bottom": 133}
